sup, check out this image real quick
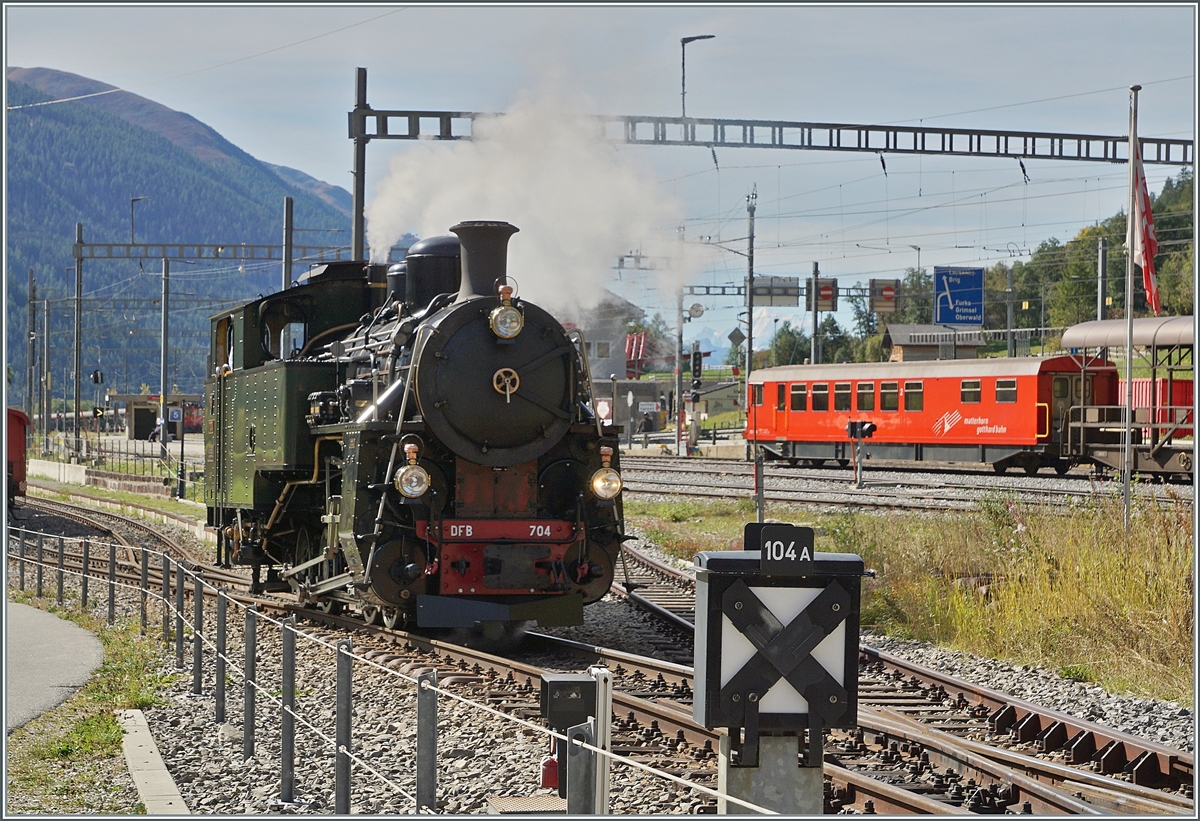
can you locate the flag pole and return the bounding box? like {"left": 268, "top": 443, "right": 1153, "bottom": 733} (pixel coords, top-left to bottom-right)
{"left": 1122, "top": 85, "right": 1140, "bottom": 534}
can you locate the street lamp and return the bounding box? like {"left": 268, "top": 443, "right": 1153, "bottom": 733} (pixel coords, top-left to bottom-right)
{"left": 908, "top": 244, "right": 921, "bottom": 274}
{"left": 131, "top": 196, "right": 150, "bottom": 244}
{"left": 681, "top": 35, "right": 715, "bottom": 118}
{"left": 772, "top": 317, "right": 779, "bottom": 367}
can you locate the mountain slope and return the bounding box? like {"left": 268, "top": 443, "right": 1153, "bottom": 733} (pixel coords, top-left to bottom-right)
{"left": 7, "top": 66, "right": 352, "bottom": 212}
{"left": 5, "top": 74, "right": 354, "bottom": 405}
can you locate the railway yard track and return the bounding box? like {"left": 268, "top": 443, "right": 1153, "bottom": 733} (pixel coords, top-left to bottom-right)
{"left": 621, "top": 456, "right": 1194, "bottom": 511}
{"left": 6, "top": 493, "right": 1194, "bottom": 814}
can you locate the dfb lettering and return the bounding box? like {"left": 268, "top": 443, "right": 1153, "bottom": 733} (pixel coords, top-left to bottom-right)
{"left": 450, "top": 524, "right": 473, "bottom": 538}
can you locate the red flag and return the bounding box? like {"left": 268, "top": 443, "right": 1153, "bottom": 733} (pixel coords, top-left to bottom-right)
{"left": 1127, "top": 129, "right": 1161, "bottom": 315}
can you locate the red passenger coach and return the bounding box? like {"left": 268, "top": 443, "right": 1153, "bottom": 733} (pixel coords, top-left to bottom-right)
{"left": 746, "top": 356, "right": 1117, "bottom": 475}
{"left": 7, "top": 407, "right": 31, "bottom": 509}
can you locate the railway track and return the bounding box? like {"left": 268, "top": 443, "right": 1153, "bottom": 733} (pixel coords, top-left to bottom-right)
{"left": 596, "top": 544, "right": 1195, "bottom": 813}
{"left": 10, "top": 495, "right": 1191, "bottom": 813}
{"left": 621, "top": 455, "right": 1192, "bottom": 511}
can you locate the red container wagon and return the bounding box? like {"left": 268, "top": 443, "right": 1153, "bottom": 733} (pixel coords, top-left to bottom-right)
{"left": 746, "top": 356, "right": 1117, "bottom": 475}
{"left": 7, "top": 407, "right": 31, "bottom": 509}
{"left": 1118, "top": 378, "right": 1194, "bottom": 437}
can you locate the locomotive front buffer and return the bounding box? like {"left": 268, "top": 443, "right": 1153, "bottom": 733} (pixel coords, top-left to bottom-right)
{"left": 694, "top": 523, "right": 865, "bottom": 814}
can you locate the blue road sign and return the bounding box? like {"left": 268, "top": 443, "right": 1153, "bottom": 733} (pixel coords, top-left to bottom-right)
{"left": 933, "top": 266, "right": 984, "bottom": 325}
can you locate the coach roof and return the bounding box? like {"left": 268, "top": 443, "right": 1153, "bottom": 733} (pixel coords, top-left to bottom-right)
{"left": 1060, "top": 316, "right": 1193, "bottom": 349}
{"left": 747, "top": 355, "right": 1102, "bottom": 384}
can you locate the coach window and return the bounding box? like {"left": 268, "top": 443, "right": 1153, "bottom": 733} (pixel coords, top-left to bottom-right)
{"left": 752, "top": 384, "right": 764, "bottom": 406}
{"left": 856, "top": 382, "right": 875, "bottom": 411}
{"left": 776, "top": 384, "right": 787, "bottom": 411}
{"left": 996, "top": 378, "right": 1017, "bottom": 403}
{"left": 834, "top": 382, "right": 852, "bottom": 411}
{"left": 790, "top": 383, "right": 807, "bottom": 411}
{"left": 961, "top": 379, "right": 981, "bottom": 404}
{"left": 811, "top": 383, "right": 829, "bottom": 411}
{"left": 904, "top": 381, "right": 923, "bottom": 411}
{"left": 880, "top": 381, "right": 899, "bottom": 411}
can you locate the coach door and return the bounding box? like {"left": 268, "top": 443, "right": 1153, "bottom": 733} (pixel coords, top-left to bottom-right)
{"left": 1051, "top": 374, "right": 1091, "bottom": 442}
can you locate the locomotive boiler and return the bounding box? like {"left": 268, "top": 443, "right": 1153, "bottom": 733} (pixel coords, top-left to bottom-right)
{"left": 205, "top": 221, "right": 625, "bottom": 631}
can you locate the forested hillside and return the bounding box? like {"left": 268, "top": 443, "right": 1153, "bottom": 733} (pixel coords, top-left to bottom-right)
{"left": 6, "top": 76, "right": 354, "bottom": 407}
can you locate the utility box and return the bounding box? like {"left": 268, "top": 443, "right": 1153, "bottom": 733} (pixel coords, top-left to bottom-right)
{"left": 540, "top": 674, "right": 597, "bottom": 732}
{"left": 694, "top": 524, "right": 863, "bottom": 753}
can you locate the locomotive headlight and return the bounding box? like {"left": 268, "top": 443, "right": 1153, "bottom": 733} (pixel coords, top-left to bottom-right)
{"left": 590, "top": 467, "right": 623, "bottom": 500}
{"left": 395, "top": 464, "right": 430, "bottom": 498}
{"left": 489, "top": 304, "right": 524, "bottom": 339}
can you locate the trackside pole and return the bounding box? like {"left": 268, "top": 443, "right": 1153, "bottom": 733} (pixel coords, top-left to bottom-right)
{"left": 175, "top": 563, "right": 185, "bottom": 667}
{"left": 108, "top": 541, "right": 117, "bottom": 624}
{"left": 192, "top": 571, "right": 204, "bottom": 695}
{"left": 216, "top": 590, "right": 227, "bottom": 724}
{"left": 140, "top": 547, "right": 148, "bottom": 633}
{"left": 162, "top": 553, "right": 170, "bottom": 645}
{"left": 82, "top": 538, "right": 90, "bottom": 608}
{"left": 416, "top": 669, "right": 438, "bottom": 811}
{"left": 56, "top": 536, "right": 65, "bottom": 605}
{"left": 335, "top": 639, "right": 353, "bottom": 814}
{"left": 565, "top": 720, "right": 597, "bottom": 814}
{"left": 244, "top": 606, "right": 257, "bottom": 761}
{"left": 281, "top": 615, "right": 296, "bottom": 804}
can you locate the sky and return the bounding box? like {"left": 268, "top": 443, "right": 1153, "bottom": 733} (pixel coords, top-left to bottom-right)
{"left": 5, "top": 2, "right": 1197, "bottom": 353}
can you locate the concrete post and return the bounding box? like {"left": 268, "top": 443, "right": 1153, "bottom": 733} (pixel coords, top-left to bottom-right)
{"left": 335, "top": 639, "right": 353, "bottom": 814}
{"left": 718, "top": 734, "right": 822, "bottom": 814}
{"left": 565, "top": 719, "right": 596, "bottom": 814}
{"left": 216, "top": 590, "right": 227, "bottom": 724}
{"left": 244, "top": 607, "right": 257, "bottom": 761}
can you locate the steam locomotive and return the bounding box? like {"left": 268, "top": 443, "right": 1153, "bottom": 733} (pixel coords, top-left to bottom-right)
{"left": 204, "top": 221, "right": 625, "bottom": 632}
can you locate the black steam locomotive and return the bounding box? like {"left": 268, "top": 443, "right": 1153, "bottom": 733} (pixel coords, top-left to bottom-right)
{"left": 204, "top": 221, "right": 625, "bottom": 632}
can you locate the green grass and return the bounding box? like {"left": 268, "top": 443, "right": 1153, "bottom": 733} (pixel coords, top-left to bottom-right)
{"left": 625, "top": 492, "right": 1194, "bottom": 704}
{"left": 5, "top": 591, "right": 175, "bottom": 813}
{"left": 30, "top": 481, "right": 206, "bottom": 523}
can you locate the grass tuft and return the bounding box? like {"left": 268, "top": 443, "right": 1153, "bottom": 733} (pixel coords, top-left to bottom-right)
{"left": 626, "top": 491, "right": 1193, "bottom": 704}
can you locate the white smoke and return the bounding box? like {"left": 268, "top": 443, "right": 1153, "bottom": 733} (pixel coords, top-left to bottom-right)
{"left": 365, "top": 87, "right": 701, "bottom": 313}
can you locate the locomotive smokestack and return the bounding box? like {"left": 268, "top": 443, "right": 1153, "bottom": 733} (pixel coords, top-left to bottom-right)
{"left": 450, "top": 221, "right": 519, "bottom": 302}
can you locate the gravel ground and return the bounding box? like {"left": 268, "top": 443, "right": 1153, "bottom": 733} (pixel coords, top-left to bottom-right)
{"left": 7, "top": 501, "right": 1193, "bottom": 815}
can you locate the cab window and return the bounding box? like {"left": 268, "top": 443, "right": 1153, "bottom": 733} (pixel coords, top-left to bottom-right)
{"left": 834, "top": 382, "right": 852, "bottom": 411}
{"left": 904, "top": 381, "right": 923, "bottom": 411}
{"left": 790, "top": 383, "right": 807, "bottom": 412}
{"left": 752, "top": 384, "right": 764, "bottom": 406}
{"left": 856, "top": 382, "right": 875, "bottom": 411}
{"left": 880, "top": 382, "right": 899, "bottom": 411}
{"left": 811, "top": 383, "right": 829, "bottom": 411}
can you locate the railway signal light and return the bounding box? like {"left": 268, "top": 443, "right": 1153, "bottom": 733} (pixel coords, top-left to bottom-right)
{"left": 691, "top": 349, "right": 703, "bottom": 380}
{"left": 691, "top": 391, "right": 700, "bottom": 405}
{"left": 90, "top": 370, "right": 103, "bottom": 384}
{"left": 847, "top": 421, "right": 877, "bottom": 439}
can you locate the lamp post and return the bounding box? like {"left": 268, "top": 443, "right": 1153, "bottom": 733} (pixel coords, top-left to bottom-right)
{"left": 130, "top": 196, "right": 150, "bottom": 245}
{"left": 908, "top": 244, "right": 921, "bottom": 274}
{"left": 772, "top": 318, "right": 779, "bottom": 367}
{"left": 681, "top": 35, "right": 715, "bottom": 119}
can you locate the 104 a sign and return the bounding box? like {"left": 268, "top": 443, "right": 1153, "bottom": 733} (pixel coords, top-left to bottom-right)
{"left": 744, "top": 523, "right": 815, "bottom": 574}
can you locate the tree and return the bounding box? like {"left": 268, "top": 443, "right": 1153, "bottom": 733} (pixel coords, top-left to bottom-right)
{"left": 894, "top": 267, "right": 932, "bottom": 324}
{"left": 848, "top": 294, "right": 877, "bottom": 338}
{"left": 768, "top": 320, "right": 810, "bottom": 367}
{"left": 817, "top": 315, "right": 854, "bottom": 363}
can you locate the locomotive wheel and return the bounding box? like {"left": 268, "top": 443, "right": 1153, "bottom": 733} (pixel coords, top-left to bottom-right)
{"left": 1054, "top": 460, "right": 1071, "bottom": 476}
{"left": 361, "top": 605, "right": 381, "bottom": 625}
{"left": 381, "top": 608, "right": 401, "bottom": 629}
{"left": 296, "top": 525, "right": 345, "bottom": 614}
{"left": 1023, "top": 460, "right": 1040, "bottom": 476}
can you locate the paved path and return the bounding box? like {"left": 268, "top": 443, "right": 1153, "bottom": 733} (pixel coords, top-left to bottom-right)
{"left": 5, "top": 599, "right": 103, "bottom": 732}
